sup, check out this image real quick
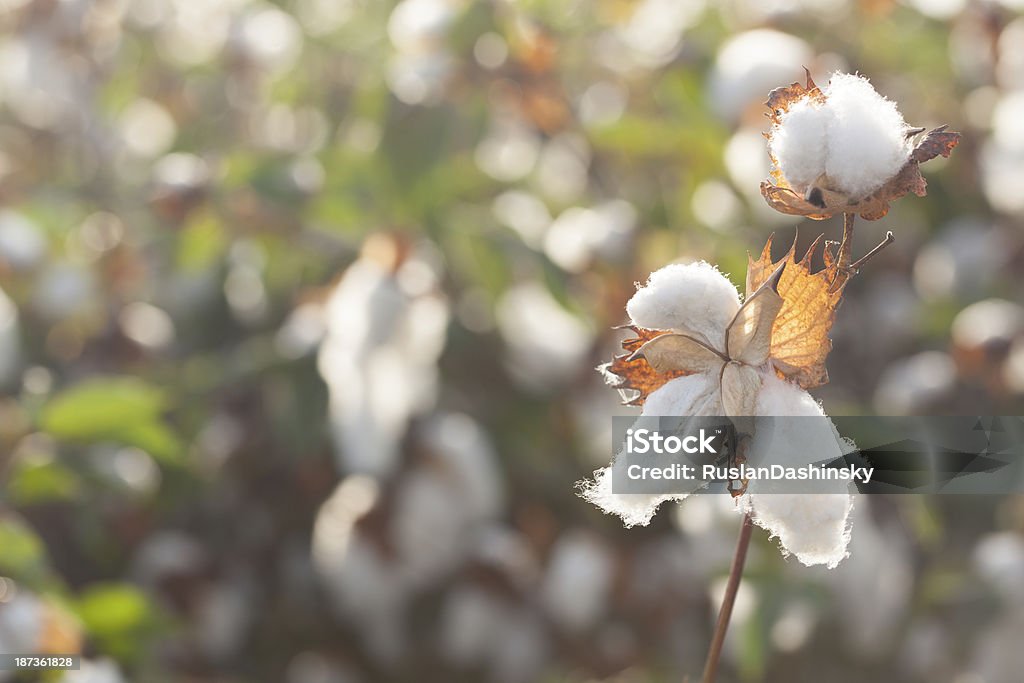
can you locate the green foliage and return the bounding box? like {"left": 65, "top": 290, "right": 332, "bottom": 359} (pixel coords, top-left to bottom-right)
{"left": 39, "top": 378, "right": 183, "bottom": 464}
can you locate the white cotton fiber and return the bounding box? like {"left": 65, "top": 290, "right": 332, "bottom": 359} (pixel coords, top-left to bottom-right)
{"left": 822, "top": 73, "right": 912, "bottom": 199}
{"left": 771, "top": 72, "right": 913, "bottom": 200}
{"left": 579, "top": 374, "right": 720, "bottom": 527}
{"left": 626, "top": 261, "right": 740, "bottom": 349}
{"left": 768, "top": 98, "right": 829, "bottom": 194}
{"left": 744, "top": 372, "right": 854, "bottom": 568}
{"left": 642, "top": 372, "right": 722, "bottom": 417}
{"left": 577, "top": 466, "right": 676, "bottom": 528}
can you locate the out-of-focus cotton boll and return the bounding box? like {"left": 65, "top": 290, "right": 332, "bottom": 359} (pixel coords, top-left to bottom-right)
{"left": 118, "top": 99, "right": 176, "bottom": 158}
{"left": 387, "top": 0, "right": 455, "bottom": 52}
{"left": 385, "top": 0, "right": 458, "bottom": 105}
{"left": 770, "top": 73, "right": 913, "bottom": 199}
{"left": 119, "top": 302, "right": 176, "bottom": 351}
{"left": 475, "top": 116, "right": 541, "bottom": 182}
{"left": 829, "top": 499, "right": 912, "bottom": 656}
{"left": 386, "top": 50, "right": 454, "bottom": 106}
{"left": 496, "top": 282, "right": 592, "bottom": 392}
{"left": 0, "top": 590, "right": 43, "bottom": 654}
{"left": 613, "top": 0, "right": 706, "bottom": 69}
{"left": 1003, "top": 339, "right": 1024, "bottom": 394}
{"left": 543, "top": 200, "right": 636, "bottom": 273}
{"left": 541, "top": 531, "right": 614, "bottom": 633}
{"left": 312, "top": 476, "right": 407, "bottom": 662}
{"left": 982, "top": 91, "right": 1024, "bottom": 215}
{"left": 580, "top": 374, "right": 721, "bottom": 527}
{"left": 0, "top": 287, "right": 21, "bottom": 387}
{"left": 294, "top": 0, "right": 354, "bottom": 37}
{"left": 275, "top": 302, "right": 327, "bottom": 360}
{"left": 131, "top": 531, "right": 206, "bottom": 588}
{"left": 996, "top": 19, "right": 1024, "bottom": 90}
{"left": 418, "top": 413, "right": 503, "bottom": 520}
{"left": 61, "top": 658, "right": 126, "bottom": 683}
{"left": 691, "top": 180, "right": 744, "bottom": 233}
{"left": 534, "top": 133, "right": 590, "bottom": 204}
{"left": 440, "top": 586, "right": 548, "bottom": 683}
{"left": 0, "top": 36, "right": 78, "bottom": 129}
{"left": 903, "top": 0, "right": 966, "bottom": 21}
{"left": 771, "top": 600, "right": 818, "bottom": 653}
{"left": 234, "top": 6, "right": 303, "bottom": 73}
{"left": 391, "top": 416, "right": 502, "bottom": 588}
{"left": 874, "top": 351, "right": 956, "bottom": 415}
{"left": 31, "top": 263, "right": 97, "bottom": 322}
{"left": 952, "top": 299, "right": 1024, "bottom": 352}
{"left": 973, "top": 532, "right": 1024, "bottom": 604}
{"left": 963, "top": 610, "right": 1024, "bottom": 683}
{"left": 626, "top": 261, "right": 741, "bottom": 349}
{"left": 744, "top": 373, "right": 853, "bottom": 568}
{"left": 709, "top": 29, "right": 812, "bottom": 122}
{"left": 913, "top": 221, "right": 1006, "bottom": 301}
{"left": 195, "top": 579, "right": 254, "bottom": 661}
{"left": 492, "top": 190, "right": 551, "bottom": 249}
{"left": 154, "top": 0, "right": 239, "bottom": 67}
{"left": 0, "top": 211, "right": 47, "bottom": 270}
{"left": 579, "top": 81, "right": 627, "bottom": 127}
{"left": 318, "top": 240, "right": 448, "bottom": 477}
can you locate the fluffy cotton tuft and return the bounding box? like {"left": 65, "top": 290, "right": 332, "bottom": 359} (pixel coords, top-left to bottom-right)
{"left": 626, "top": 261, "right": 740, "bottom": 349}
{"left": 744, "top": 373, "right": 854, "bottom": 568}
{"left": 770, "top": 72, "right": 913, "bottom": 200}
{"left": 823, "top": 73, "right": 912, "bottom": 199}
{"left": 767, "top": 99, "right": 829, "bottom": 193}
{"left": 579, "top": 374, "right": 720, "bottom": 527}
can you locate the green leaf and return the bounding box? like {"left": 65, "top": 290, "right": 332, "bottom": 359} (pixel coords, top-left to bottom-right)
{"left": 75, "top": 584, "right": 152, "bottom": 638}
{"left": 40, "top": 378, "right": 167, "bottom": 438}
{"left": 7, "top": 460, "right": 81, "bottom": 504}
{"left": 38, "top": 378, "right": 183, "bottom": 464}
{"left": 0, "top": 516, "right": 48, "bottom": 579}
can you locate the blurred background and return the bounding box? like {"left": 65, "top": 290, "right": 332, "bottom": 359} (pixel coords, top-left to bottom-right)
{"left": 2, "top": 0, "right": 1024, "bottom": 681}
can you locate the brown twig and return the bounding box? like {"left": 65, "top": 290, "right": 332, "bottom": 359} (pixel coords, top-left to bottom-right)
{"left": 700, "top": 511, "right": 754, "bottom": 683}
{"left": 850, "top": 231, "right": 895, "bottom": 270}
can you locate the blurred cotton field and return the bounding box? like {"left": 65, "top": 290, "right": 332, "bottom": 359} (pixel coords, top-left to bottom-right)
{"left": 1, "top": 0, "right": 1024, "bottom": 682}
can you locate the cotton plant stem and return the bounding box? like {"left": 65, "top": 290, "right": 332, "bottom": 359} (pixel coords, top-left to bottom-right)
{"left": 830, "top": 213, "right": 894, "bottom": 291}
{"left": 700, "top": 511, "right": 754, "bottom": 683}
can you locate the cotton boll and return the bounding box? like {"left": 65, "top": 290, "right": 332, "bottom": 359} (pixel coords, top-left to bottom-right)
{"left": 626, "top": 262, "right": 740, "bottom": 349}
{"left": 829, "top": 499, "right": 913, "bottom": 655}
{"left": 745, "top": 373, "right": 853, "bottom": 568}
{"left": 580, "top": 374, "right": 720, "bottom": 527}
{"left": 973, "top": 532, "right": 1024, "bottom": 604}
{"left": 822, "top": 73, "right": 912, "bottom": 198}
{"left": 540, "top": 531, "right": 614, "bottom": 633}
{"left": 578, "top": 466, "right": 676, "bottom": 528}
{"left": 768, "top": 99, "right": 830, "bottom": 194}
{"left": 0, "top": 287, "right": 21, "bottom": 387}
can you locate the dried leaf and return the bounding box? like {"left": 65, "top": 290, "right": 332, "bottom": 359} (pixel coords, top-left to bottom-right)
{"left": 630, "top": 333, "right": 723, "bottom": 375}
{"left": 721, "top": 362, "right": 762, "bottom": 418}
{"left": 600, "top": 326, "right": 690, "bottom": 406}
{"left": 746, "top": 234, "right": 845, "bottom": 389}
{"left": 727, "top": 262, "right": 785, "bottom": 365}
{"left": 765, "top": 68, "right": 824, "bottom": 126}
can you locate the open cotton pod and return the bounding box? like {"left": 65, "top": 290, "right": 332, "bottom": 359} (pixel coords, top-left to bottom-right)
{"left": 761, "top": 70, "right": 960, "bottom": 220}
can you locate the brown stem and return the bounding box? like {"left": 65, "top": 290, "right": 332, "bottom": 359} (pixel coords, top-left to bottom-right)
{"left": 850, "top": 231, "right": 895, "bottom": 270}
{"left": 837, "top": 212, "right": 856, "bottom": 270}
{"left": 700, "top": 512, "right": 754, "bottom": 683}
